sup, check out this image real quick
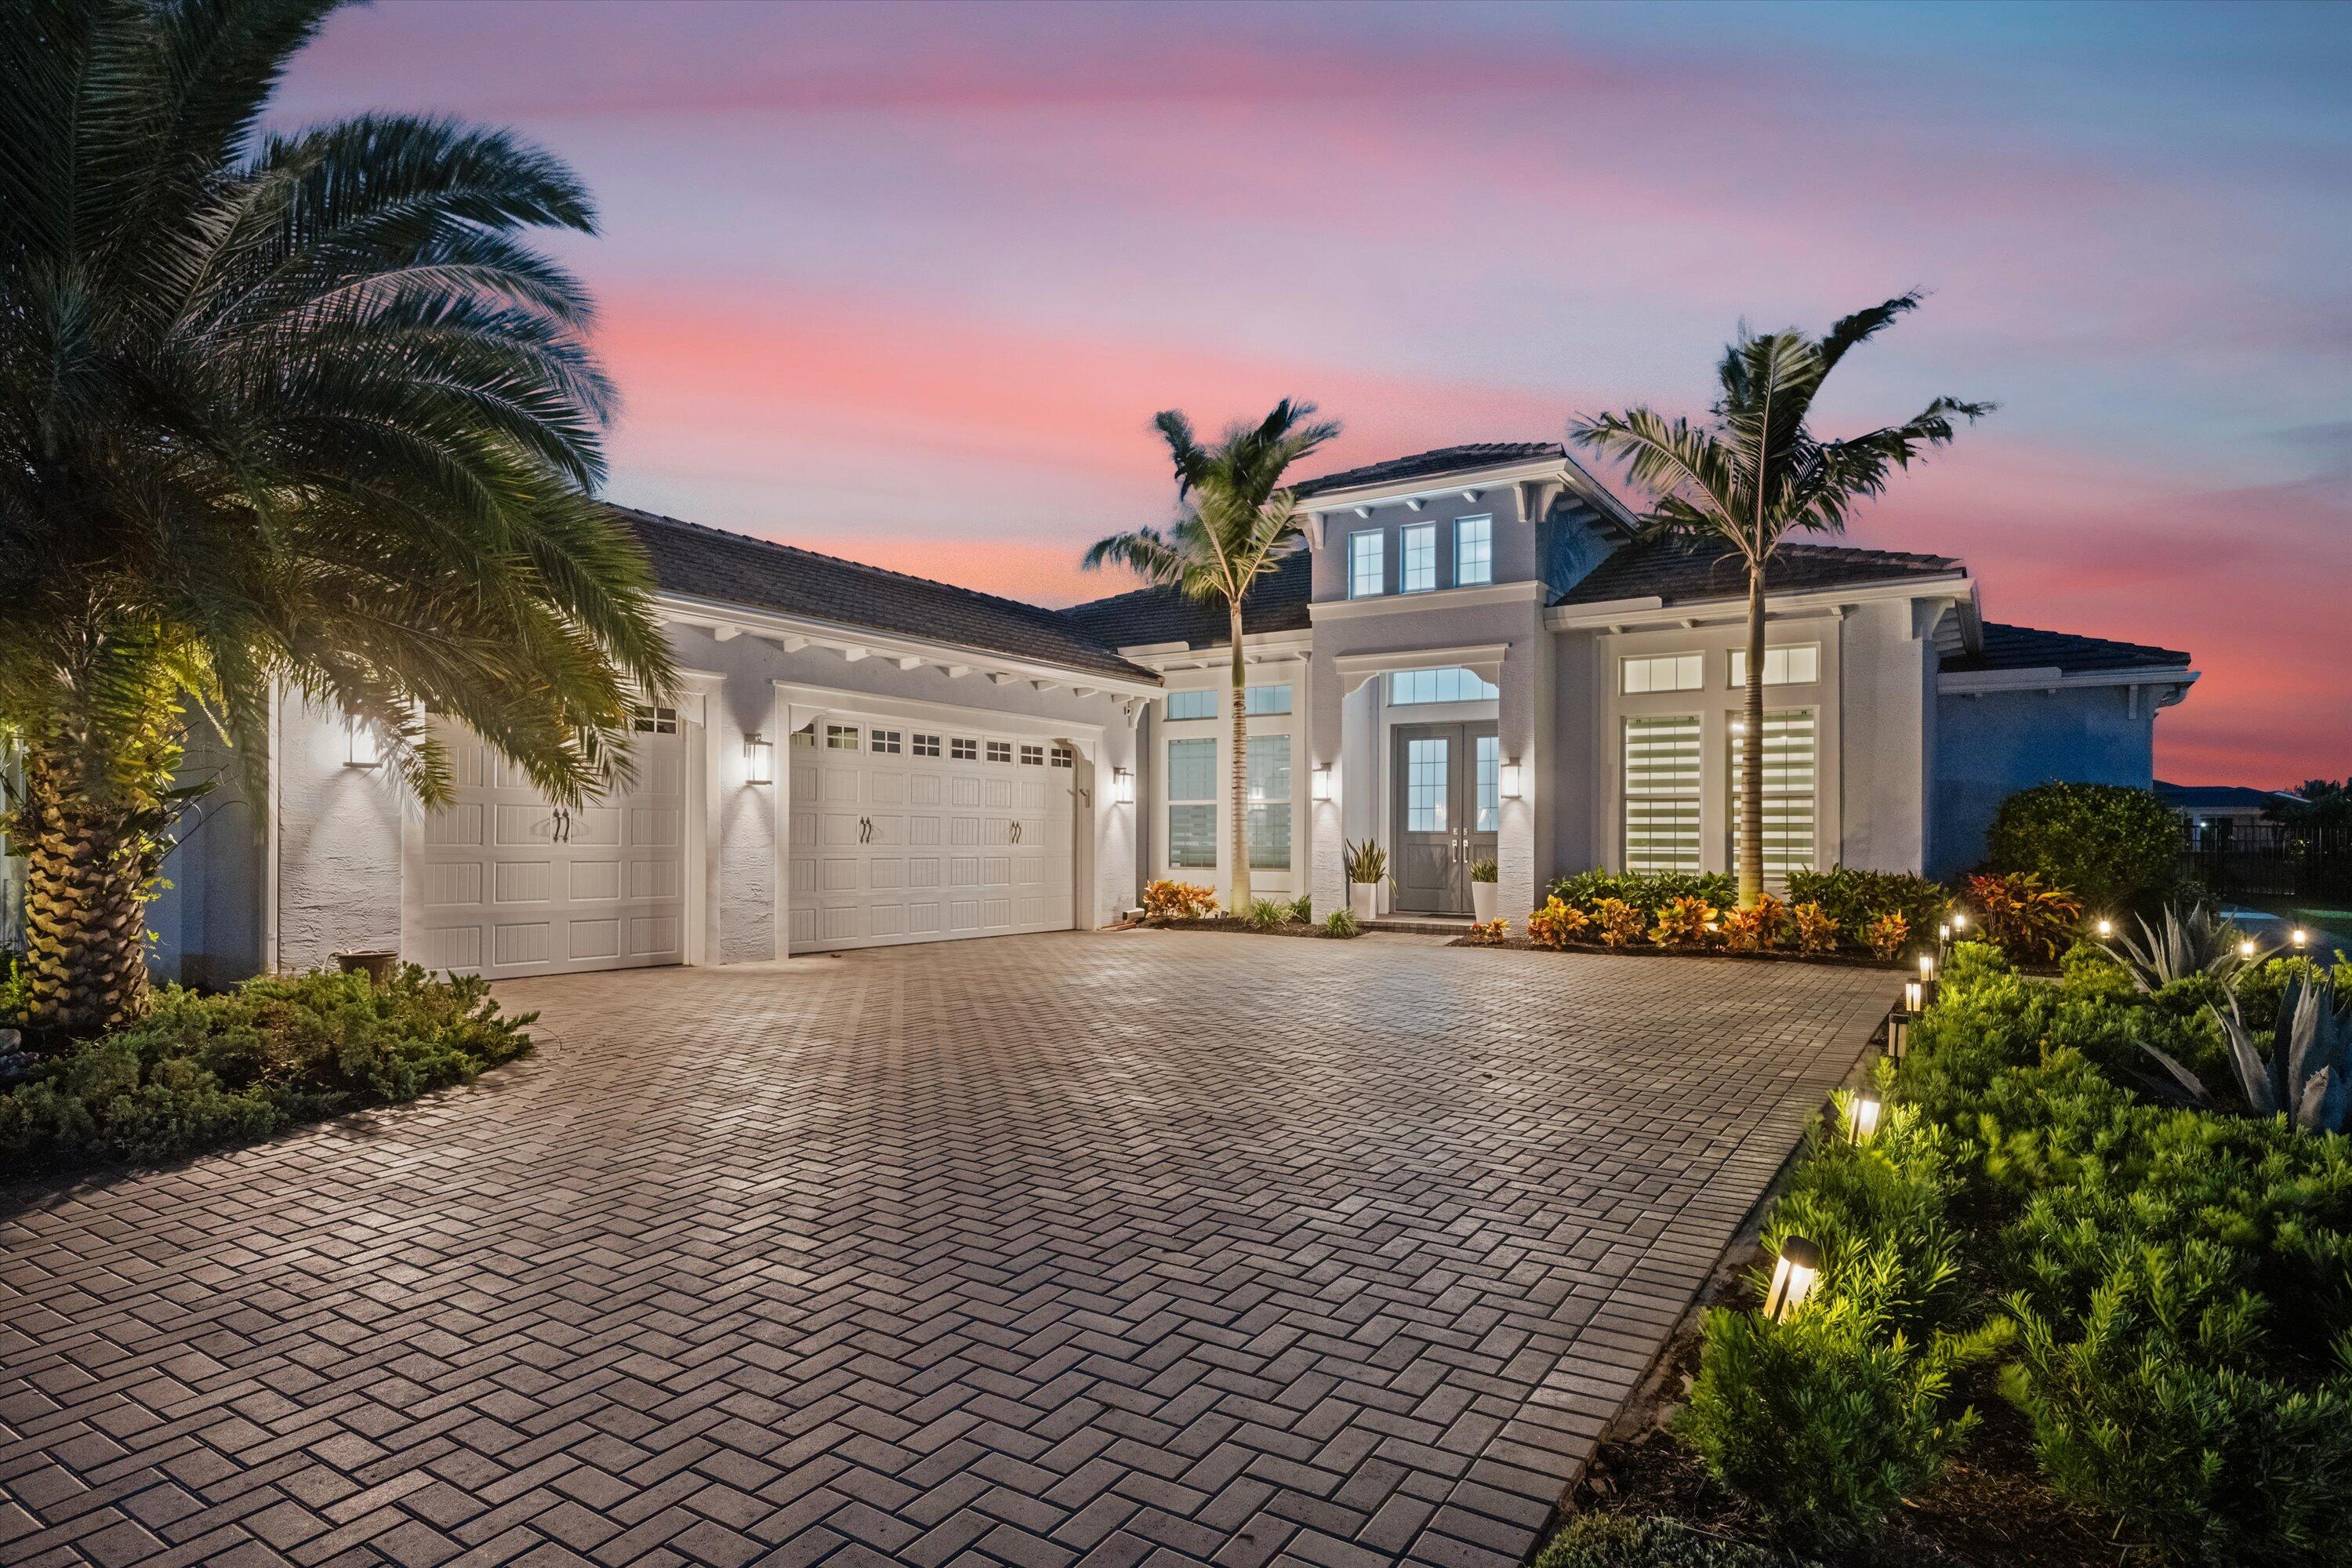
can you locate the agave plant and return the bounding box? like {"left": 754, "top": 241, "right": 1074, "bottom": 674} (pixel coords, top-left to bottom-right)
{"left": 2142, "top": 975, "right": 2352, "bottom": 1131}
{"left": 1344, "top": 839, "right": 1388, "bottom": 885}
{"left": 2102, "top": 902, "right": 2263, "bottom": 993}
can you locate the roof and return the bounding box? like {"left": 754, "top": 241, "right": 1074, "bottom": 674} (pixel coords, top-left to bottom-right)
{"left": 1555, "top": 534, "right": 1964, "bottom": 607}
{"left": 1293, "top": 442, "right": 1563, "bottom": 499}
{"left": 1943, "top": 622, "right": 2190, "bottom": 675}
{"left": 2156, "top": 782, "right": 2299, "bottom": 810}
{"left": 1058, "top": 550, "right": 1312, "bottom": 652}
{"left": 617, "top": 507, "right": 1153, "bottom": 682}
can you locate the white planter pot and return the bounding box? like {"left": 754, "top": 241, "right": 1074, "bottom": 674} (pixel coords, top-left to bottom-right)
{"left": 1471, "top": 882, "right": 1499, "bottom": 923}
{"left": 1348, "top": 882, "right": 1377, "bottom": 921}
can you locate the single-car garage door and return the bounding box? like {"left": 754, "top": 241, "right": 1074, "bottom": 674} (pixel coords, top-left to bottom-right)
{"left": 787, "top": 717, "right": 1077, "bottom": 952}
{"left": 408, "top": 707, "right": 688, "bottom": 978}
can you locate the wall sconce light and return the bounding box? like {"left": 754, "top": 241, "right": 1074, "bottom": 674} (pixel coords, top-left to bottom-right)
{"left": 1763, "top": 1236, "right": 1824, "bottom": 1321}
{"left": 1111, "top": 766, "right": 1134, "bottom": 805}
{"left": 1846, "top": 1088, "right": 1884, "bottom": 1145}
{"left": 2292, "top": 927, "right": 2310, "bottom": 950}
{"left": 742, "top": 731, "right": 775, "bottom": 785}
{"left": 1312, "top": 764, "right": 1334, "bottom": 804}
{"left": 1499, "top": 759, "right": 1523, "bottom": 799}
{"left": 344, "top": 717, "right": 382, "bottom": 768}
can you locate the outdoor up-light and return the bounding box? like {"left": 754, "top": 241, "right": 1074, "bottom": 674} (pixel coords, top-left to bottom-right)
{"left": 344, "top": 717, "right": 382, "bottom": 769}
{"left": 1111, "top": 766, "right": 1134, "bottom": 805}
{"left": 1312, "top": 764, "right": 1334, "bottom": 804}
{"left": 1499, "top": 759, "right": 1524, "bottom": 799}
{"left": 742, "top": 731, "right": 775, "bottom": 786}
{"left": 1763, "top": 1236, "right": 1824, "bottom": 1321}
{"left": 1846, "top": 1088, "right": 1885, "bottom": 1145}
{"left": 2293, "top": 927, "right": 2310, "bottom": 950}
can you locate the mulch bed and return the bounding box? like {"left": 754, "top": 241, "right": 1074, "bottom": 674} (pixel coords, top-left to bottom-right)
{"left": 1448, "top": 936, "right": 1908, "bottom": 971}
{"left": 1116, "top": 916, "right": 1350, "bottom": 939}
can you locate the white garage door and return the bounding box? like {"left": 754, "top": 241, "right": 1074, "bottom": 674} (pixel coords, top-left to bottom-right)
{"left": 408, "top": 707, "right": 688, "bottom": 978}
{"left": 787, "top": 717, "right": 1078, "bottom": 952}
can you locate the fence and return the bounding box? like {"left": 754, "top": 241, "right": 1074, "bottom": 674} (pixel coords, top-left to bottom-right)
{"left": 2183, "top": 828, "right": 2352, "bottom": 904}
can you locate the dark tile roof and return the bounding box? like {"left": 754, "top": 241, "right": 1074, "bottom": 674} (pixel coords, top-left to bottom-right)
{"left": 2156, "top": 782, "right": 2296, "bottom": 810}
{"left": 1057, "top": 550, "right": 1312, "bottom": 651}
{"left": 616, "top": 506, "right": 1154, "bottom": 682}
{"left": 1555, "top": 533, "right": 1964, "bottom": 606}
{"left": 1944, "top": 622, "right": 2190, "bottom": 675}
{"left": 1293, "top": 442, "right": 1564, "bottom": 499}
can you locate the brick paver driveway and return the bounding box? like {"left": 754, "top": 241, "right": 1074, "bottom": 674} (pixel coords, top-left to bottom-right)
{"left": 2, "top": 931, "right": 1891, "bottom": 1568}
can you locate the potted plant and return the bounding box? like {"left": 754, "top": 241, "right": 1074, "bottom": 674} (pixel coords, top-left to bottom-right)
{"left": 1469, "top": 858, "right": 1499, "bottom": 923}
{"left": 1344, "top": 839, "right": 1386, "bottom": 921}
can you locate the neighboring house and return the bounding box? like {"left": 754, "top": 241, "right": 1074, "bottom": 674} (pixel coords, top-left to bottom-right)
{"left": 2155, "top": 781, "right": 2304, "bottom": 848}
{"left": 144, "top": 441, "right": 2196, "bottom": 985}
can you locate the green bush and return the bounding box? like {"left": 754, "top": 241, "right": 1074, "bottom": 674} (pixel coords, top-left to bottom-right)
{"left": 0, "top": 966, "right": 533, "bottom": 1176}
{"left": 1243, "top": 897, "right": 1289, "bottom": 931}
{"left": 1534, "top": 1515, "right": 1802, "bottom": 1568}
{"left": 1323, "top": 909, "right": 1359, "bottom": 938}
{"left": 1986, "top": 782, "right": 2180, "bottom": 913}
{"left": 1549, "top": 869, "right": 1736, "bottom": 919}
{"left": 1784, "top": 866, "right": 1951, "bottom": 949}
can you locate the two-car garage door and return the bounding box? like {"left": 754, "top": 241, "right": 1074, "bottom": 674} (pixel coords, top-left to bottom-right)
{"left": 786, "top": 717, "right": 1077, "bottom": 952}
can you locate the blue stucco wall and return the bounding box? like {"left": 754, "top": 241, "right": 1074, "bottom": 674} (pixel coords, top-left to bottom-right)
{"left": 1929, "top": 684, "right": 2158, "bottom": 879}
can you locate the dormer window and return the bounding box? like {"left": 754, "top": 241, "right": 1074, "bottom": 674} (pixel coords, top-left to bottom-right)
{"left": 1400, "top": 523, "right": 1437, "bottom": 593}
{"left": 1349, "top": 529, "right": 1385, "bottom": 597}
{"left": 1455, "top": 516, "right": 1492, "bottom": 586}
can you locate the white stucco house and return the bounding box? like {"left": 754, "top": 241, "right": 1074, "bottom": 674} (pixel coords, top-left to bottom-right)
{"left": 142, "top": 441, "right": 2197, "bottom": 986}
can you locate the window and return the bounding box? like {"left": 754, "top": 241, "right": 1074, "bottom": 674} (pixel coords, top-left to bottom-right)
{"left": 826, "top": 724, "right": 859, "bottom": 751}
{"left": 871, "top": 728, "right": 903, "bottom": 754}
{"left": 1475, "top": 734, "right": 1499, "bottom": 833}
{"left": 1246, "top": 735, "right": 1290, "bottom": 870}
{"left": 913, "top": 732, "right": 942, "bottom": 757}
{"left": 1623, "top": 715, "right": 1701, "bottom": 872}
{"left": 1406, "top": 736, "right": 1449, "bottom": 832}
{"left": 1730, "top": 710, "right": 1819, "bottom": 882}
{"left": 1621, "top": 653, "right": 1704, "bottom": 694}
{"left": 985, "top": 740, "right": 1013, "bottom": 764}
{"left": 789, "top": 728, "right": 815, "bottom": 751}
{"left": 1019, "top": 743, "right": 1045, "bottom": 766}
{"left": 1349, "top": 529, "right": 1385, "bottom": 597}
{"left": 1167, "top": 738, "right": 1217, "bottom": 868}
{"left": 1051, "top": 744, "right": 1074, "bottom": 768}
{"left": 1387, "top": 666, "right": 1498, "bottom": 705}
{"left": 1729, "top": 644, "right": 1821, "bottom": 687}
{"left": 950, "top": 736, "right": 978, "bottom": 760}
{"left": 1454, "top": 516, "right": 1493, "bottom": 586}
{"left": 1400, "top": 522, "right": 1437, "bottom": 593}
{"left": 630, "top": 703, "right": 679, "bottom": 735}
{"left": 1166, "top": 689, "right": 1217, "bottom": 721}
{"left": 1243, "top": 683, "right": 1292, "bottom": 716}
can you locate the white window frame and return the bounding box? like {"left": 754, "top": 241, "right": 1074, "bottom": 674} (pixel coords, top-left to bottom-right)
{"left": 1243, "top": 683, "right": 1292, "bottom": 716}
{"left": 1729, "top": 644, "right": 1821, "bottom": 688}
{"left": 1623, "top": 713, "right": 1703, "bottom": 873}
{"left": 1348, "top": 529, "right": 1385, "bottom": 598}
{"left": 1728, "top": 708, "right": 1820, "bottom": 882}
{"left": 1245, "top": 733, "right": 1290, "bottom": 871}
{"left": 1399, "top": 522, "right": 1437, "bottom": 593}
{"left": 1454, "top": 516, "right": 1493, "bottom": 586}
{"left": 1620, "top": 652, "right": 1704, "bottom": 695}
{"left": 1167, "top": 737, "right": 1218, "bottom": 870}
{"left": 1386, "top": 666, "right": 1499, "bottom": 706}
{"left": 1165, "top": 689, "right": 1218, "bottom": 722}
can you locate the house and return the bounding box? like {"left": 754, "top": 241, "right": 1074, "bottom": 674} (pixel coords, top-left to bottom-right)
{"left": 145, "top": 441, "right": 2196, "bottom": 985}
{"left": 2155, "top": 781, "right": 2303, "bottom": 848}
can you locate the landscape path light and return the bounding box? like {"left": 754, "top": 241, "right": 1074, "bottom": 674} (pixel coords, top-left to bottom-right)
{"left": 1763, "top": 1236, "right": 1824, "bottom": 1321}
{"left": 2239, "top": 938, "right": 2256, "bottom": 961}
{"left": 2096, "top": 916, "right": 2114, "bottom": 938}
{"left": 2293, "top": 927, "right": 2310, "bottom": 950}
{"left": 1904, "top": 978, "right": 1924, "bottom": 1014}
{"left": 1846, "top": 1088, "right": 1884, "bottom": 1145}
{"left": 1884, "top": 1007, "right": 1910, "bottom": 1060}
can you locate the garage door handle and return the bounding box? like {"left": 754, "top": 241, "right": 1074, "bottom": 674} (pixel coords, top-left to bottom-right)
{"left": 1011, "top": 822, "right": 1022, "bottom": 844}
{"left": 859, "top": 816, "right": 871, "bottom": 843}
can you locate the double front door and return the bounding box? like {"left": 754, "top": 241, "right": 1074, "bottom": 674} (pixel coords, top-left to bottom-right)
{"left": 1390, "top": 722, "right": 1499, "bottom": 915}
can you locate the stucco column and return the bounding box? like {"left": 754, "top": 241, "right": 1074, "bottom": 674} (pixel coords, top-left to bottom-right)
{"left": 1308, "top": 646, "right": 1348, "bottom": 917}
{"left": 1495, "top": 627, "right": 1542, "bottom": 923}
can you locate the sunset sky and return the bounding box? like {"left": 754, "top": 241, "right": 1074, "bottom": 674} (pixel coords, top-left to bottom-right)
{"left": 276, "top": 0, "right": 2350, "bottom": 784}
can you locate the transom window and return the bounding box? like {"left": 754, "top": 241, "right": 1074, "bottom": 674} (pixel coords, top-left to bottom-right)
{"left": 1400, "top": 523, "right": 1437, "bottom": 593}
{"left": 630, "top": 703, "right": 679, "bottom": 735}
{"left": 912, "top": 732, "right": 942, "bottom": 757}
{"left": 1051, "top": 744, "right": 1074, "bottom": 768}
{"left": 1167, "top": 738, "right": 1216, "bottom": 869}
{"left": 1247, "top": 734, "right": 1290, "bottom": 869}
{"left": 1387, "top": 666, "right": 1498, "bottom": 705}
{"left": 1406, "top": 736, "right": 1449, "bottom": 832}
{"left": 1621, "top": 653, "right": 1704, "bottom": 694}
{"left": 870, "top": 728, "right": 903, "bottom": 754}
{"left": 1349, "top": 529, "right": 1385, "bottom": 598}
{"left": 1166, "top": 689, "right": 1217, "bottom": 721}
{"left": 985, "top": 740, "right": 1013, "bottom": 764}
{"left": 1730, "top": 710, "right": 1820, "bottom": 882}
{"left": 1729, "top": 644, "right": 1822, "bottom": 687}
{"left": 1454, "top": 516, "right": 1493, "bottom": 586}
{"left": 1019, "top": 743, "right": 1045, "bottom": 766}
{"left": 1243, "top": 683, "right": 1291, "bottom": 716}
{"left": 950, "top": 736, "right": 978, "bottom": 760}
{"left": 826, "top": 723, "right": 859, "bottom": 750}
{"left": 1624, "top": 714, "right": 1701, "bottom": 872}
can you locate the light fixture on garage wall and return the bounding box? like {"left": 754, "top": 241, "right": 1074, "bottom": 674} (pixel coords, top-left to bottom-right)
{"left": 1499, "top": 759, "right": 1523, "bottom": 799}
{"left": 1312, "top": 765, "right": 1335, "bottom": 804}
{"left": 1110, "top": 766, "right": 1134, "bottom": 805}
{"left": 344, "top": 717, "right": 382, "bottom": 768}
{"left": 742, "top": 731, "right": 775, "bottom": 786}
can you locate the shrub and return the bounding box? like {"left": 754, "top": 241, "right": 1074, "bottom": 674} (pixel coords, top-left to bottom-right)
{"left": 1467, "top": 919, "right": 1509, "bottom": 945}
{"left": 1343, "top": 839, "right": 1387, "bottom": 885}
{"left": 1323, "top": 909, "right": 1360, "bottom": 938}
{"left": 0, "top": 967, "right": 532, "bottom": 1176}
{"left": 1286, "top": 893, "right": 1314, "bottom": 924}
{"left": 1550, "top": 869, "right": 1736, "bottom": 919}
{"left": 1534, "top": 1515, "right": 1797, "bottom": 1568}
{"left": 1650, "top": 895, "right": 1717, "bottom": 948}
{"left": 1862, "top": 911, "right": 1910, "bottom": 961}
{"left": 1963, "top": 871, "right": 2084, "bottom": 963}
{"left": 1526, "top": 897, "right": 1590, "bottom": 950}
{"left": 1785, "top": 867, "right": 1950, "bottom": 949}
{"left": 1719, "top": 894, "right": 1787, "bottom": 953}
{"left": 1242, "top": 898, "right": 1289, "bottom": 931}
{"left": 1986, "top": 782, "right": 2180, "bottom": 913}
{"left": 1142, "top": 880, "right": 1218, "bottom": 920}
{"left": 1592, "top": 897, "right": 1646, "bottom": 948}
{"left": 1790, "top": 901, "right": 1839, "bottom": 955}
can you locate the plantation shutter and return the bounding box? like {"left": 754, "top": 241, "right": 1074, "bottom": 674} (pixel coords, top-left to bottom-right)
{"left": 1730, "top": 710, "right": 1818, "bottom": 884}
{"left": 1624, "top": 715, "right": 1702, "bottom": 873}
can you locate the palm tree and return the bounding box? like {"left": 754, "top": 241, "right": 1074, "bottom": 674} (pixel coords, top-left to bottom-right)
{"left": 1084, "top": 401, "right": 1339, "bottom": 912}
{"left": 0, "top": 0, "right": 673, "bottom": 1034}
{"left": 1571, "top": 293, "right": 1989, "bottom": 909}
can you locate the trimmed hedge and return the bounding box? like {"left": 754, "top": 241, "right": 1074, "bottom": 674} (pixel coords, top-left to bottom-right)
{"left": 1, "top": 966, "right": 534, "bottom": 1176}
{"left": 1985, "top": 782, "right": 2180, "bottom": 911}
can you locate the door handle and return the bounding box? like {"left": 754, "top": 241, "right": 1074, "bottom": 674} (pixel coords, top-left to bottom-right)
{"left": 859, "top": 816, "right": 871, "bottom": 844}
{"left": 1011, "top": 822, "right": 1022, "bottom": 844}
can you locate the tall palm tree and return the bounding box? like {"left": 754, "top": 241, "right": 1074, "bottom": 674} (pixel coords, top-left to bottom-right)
{"left": 0, "top": 0, "right": 673, "bottom": 1034}
{"left": 1084, "top": 400, "right": 1339, "bottom": 912}
{"left": 1571, "top": 293, "right": 1989, "bottom": 909}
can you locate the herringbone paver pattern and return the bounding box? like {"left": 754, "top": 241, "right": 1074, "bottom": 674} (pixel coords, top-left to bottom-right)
{"left": 1, "top": 931, "right": 1890, "bottom": 1568}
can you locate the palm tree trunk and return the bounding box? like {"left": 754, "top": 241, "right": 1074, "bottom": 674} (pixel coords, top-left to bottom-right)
{"left": 1227, "top": 601, "right": 1251, "bottom": 913}
{"left": 1738, "top": 560, "right": 1766, "bottom": 910}
{"left": 13, "top": 739, "right": 162, "bottom": 1036}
